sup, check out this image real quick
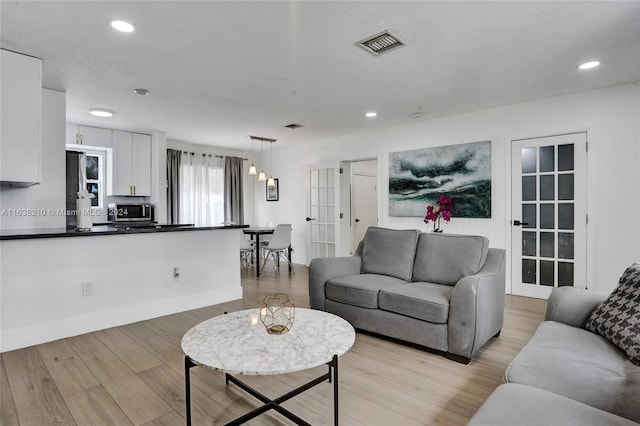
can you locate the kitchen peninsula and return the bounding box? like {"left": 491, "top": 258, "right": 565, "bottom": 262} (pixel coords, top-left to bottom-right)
{"left": 0, "top": 225, "right": 246, "bottom": 352}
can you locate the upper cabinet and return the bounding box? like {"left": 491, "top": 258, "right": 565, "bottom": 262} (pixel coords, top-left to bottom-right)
{"left": 66, "top": 124, "right": 112, "bottom": 148}
{"left": 110, "top": 130, "right": 151, "bottom": 196}
{"left": 1, "top": 50, "right": 42, "bottom": 186}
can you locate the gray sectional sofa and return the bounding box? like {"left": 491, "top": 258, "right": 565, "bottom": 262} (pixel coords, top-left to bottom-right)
{"left": 309, "top": 226, "right": 506, "bottom": 363}
{"left": 468, "top": 286, "right": 640, "bottom": 425}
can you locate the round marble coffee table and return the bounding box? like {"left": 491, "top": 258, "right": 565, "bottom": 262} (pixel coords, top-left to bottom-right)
{"left": 181, "top": 308, "right": 355, "bottom": 426}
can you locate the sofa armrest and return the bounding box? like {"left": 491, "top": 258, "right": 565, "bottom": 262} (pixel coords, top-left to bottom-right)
{"left": 308, "top": 256, "right": 361, "bottom": 311}
{"left": 448, "top": 248, "right": 506, "bottom": 359}
{"left": 545, "top": 287, "right": 608, "bottom": 328}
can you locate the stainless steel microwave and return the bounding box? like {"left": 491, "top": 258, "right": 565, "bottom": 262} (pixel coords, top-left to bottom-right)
{"left": 108, "top": 202, "right": 153, "bottom": 222}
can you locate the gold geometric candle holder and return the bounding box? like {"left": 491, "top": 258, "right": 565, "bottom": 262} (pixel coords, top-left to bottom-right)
{"left": 260, "top": 293, "right": 295, "bottom": 334}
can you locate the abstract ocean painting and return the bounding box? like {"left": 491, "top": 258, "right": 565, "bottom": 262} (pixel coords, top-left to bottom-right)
{"left": 389, "top": 141, "right": 491, "bottom": 218}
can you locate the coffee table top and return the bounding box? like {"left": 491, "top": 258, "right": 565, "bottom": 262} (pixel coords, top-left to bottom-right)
{"left": 181, "top": 308, "right": 355, "bottom": 375}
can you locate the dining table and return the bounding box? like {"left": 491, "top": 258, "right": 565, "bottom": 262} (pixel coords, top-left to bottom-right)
{"left": 242, "top": 226, "right": 291, "bottom": 277}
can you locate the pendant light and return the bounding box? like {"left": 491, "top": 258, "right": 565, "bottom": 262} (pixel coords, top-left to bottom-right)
{"left": 266, "top": 141, "right": 276, "bottom": 187}
{"left": 247, "top": 137, "right": 257, "bottom": 175}
{"left": 257, "top": 139, "right": 266, "bottom": 181}
{"left": 247, "top": 135, "right": 276, "bottom": 182}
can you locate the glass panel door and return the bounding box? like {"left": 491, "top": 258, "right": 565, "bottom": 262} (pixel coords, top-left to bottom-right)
{"left": 511, "top": 133, "right": 587, "bottom": 298}
{"left": 306, "top": 165, "right": 339, "bottom": 264}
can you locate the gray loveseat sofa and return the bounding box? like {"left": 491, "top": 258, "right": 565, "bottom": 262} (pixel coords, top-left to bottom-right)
{"left": 309, "top": 227, "right": 506, "bottom": 363}
{"left": 468, "top": 286, "right": 640, "bottom": 425}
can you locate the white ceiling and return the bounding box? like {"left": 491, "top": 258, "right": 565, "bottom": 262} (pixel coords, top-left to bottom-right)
{"left": 2, "top": 1, "right": 639, "bottom": 149}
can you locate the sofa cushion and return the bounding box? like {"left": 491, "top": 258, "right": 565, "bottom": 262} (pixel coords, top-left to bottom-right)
{"left": 326, "top": 274, "right": 408, "bottom": 309}
{"left": 586, "top": 262, "right": 640, "bottom": 366}
{"left": 505, "top": 321, "right": 640, "bottom": 423}
{"left": 360, "top": 227, "right": 421, "bottom": 282}
{"left": 378, "top": 282, "right": 453, "bottom": 324}
{"left": 412, "top": 233, "right": 489, "bottom": 285}
{"left": 468, "top": 383, "right": 639, "bottom": 426}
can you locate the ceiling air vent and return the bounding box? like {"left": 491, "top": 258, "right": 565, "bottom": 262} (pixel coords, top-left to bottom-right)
{"left": 284, "top": 123, "right": 304, "bottom": 129}
{"left": 356, "top": 30, "right": 405, "bottom": 56}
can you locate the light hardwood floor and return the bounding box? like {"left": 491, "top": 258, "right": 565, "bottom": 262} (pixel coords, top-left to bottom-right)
{"left": 1, "top": 264, "right": 546, "bottom": 426}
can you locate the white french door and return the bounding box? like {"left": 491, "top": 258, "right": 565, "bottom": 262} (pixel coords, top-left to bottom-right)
{"left": 306, "top": 164, "right": 340, "bottom": 265}
{"left": 511, "top": 133, "right": 587, "bottom": 298}
{"left": 351, "top": 172, "right": 377, "bottom": 253}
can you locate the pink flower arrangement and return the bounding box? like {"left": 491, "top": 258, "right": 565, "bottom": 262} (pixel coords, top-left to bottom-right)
{"left": 423, "top": 196, "right": 453, "bottom": 232}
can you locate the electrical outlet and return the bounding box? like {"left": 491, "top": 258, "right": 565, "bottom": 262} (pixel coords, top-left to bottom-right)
{"left": 172, "top": 267, "right": 180, "bottom": 282}
{"left": 82, "top": 281, "right": 94, "bottom": 296}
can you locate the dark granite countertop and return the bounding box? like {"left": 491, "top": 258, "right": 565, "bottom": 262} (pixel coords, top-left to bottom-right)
{"left": 0, "top": 224, "right": 248, "bottom": 240}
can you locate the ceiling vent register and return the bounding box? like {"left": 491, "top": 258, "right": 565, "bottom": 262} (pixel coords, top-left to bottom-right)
{"left": 356, "top": 30, "right": 405, "bottom": 56}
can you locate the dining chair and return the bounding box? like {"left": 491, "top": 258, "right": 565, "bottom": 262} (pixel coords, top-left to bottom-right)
{"left": 258, "top": 221, "right": 275, "bottom": 246}
{"left": 260, "top": 223, "right": 294, "bottom": 275}
{"left": 239, "top": 232, "right": 255, "bottom": 272}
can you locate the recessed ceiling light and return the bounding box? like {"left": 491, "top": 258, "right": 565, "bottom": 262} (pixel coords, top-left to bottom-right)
{"left": 578, "top": 60, "right": 600, "bottom": 70}
{"left": 89, "top": 108, "right": 115, "bottom": 117}
{"left": 365, "top": 112, "right": 377, "bottom": 118}
{"left": 109, "top": 20, "right": 135, "bottom": 33}
{"left": 133, "top": 88, "right": 149, "bottom": 95}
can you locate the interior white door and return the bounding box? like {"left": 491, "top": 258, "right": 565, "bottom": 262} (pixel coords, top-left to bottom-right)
{"left": 511, "top": 133, "right": 587, "bottom": 298}
{"left": 306, "top": 164, "right": 340, "bottom": 265}
{"left": 352, "top": 173, "right": 377, "bottom": 252}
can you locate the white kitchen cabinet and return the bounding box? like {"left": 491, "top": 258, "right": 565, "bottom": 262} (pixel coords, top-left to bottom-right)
{"left": 66, "top": 124, "right": 112, "bottom": 148}
{"left": 131, "top": 133, "right": 151, "bottom": 196}
{"left": 1, "top": 49, "right": 42, "bottom": 185}
{"left": 110, "top": 130, "right": 151, "bottom": 196}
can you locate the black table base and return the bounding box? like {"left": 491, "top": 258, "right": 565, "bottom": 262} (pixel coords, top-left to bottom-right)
{"left": 184, "top": 355, "right": 339, "bottom": 426}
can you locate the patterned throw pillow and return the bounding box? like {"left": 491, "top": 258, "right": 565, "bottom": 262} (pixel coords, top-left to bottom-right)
{"left": 586, "top": 262, "right": 640, "bottom": 366}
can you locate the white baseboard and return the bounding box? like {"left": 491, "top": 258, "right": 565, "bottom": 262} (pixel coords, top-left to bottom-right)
{"left": 0, "top": 287, "right": 242, "bottom": 353}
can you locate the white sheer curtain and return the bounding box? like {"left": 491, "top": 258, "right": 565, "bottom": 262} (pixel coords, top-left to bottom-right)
{"left": 180, "top": 152, "right": 224, "bottom": 226}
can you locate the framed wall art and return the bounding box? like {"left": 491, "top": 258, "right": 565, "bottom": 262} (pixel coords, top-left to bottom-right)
{"left": 388, "top": 140, "right": 491, "bottom": 218}
{"left": 266, "top": 178, "right": 279, "bottom": 201}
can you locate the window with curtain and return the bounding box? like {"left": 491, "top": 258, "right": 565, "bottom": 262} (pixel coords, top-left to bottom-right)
{"left": 179, "top": 152, "right": 225, "bottom": 226}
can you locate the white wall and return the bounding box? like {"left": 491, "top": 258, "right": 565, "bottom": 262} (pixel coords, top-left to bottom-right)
{"left": 166, "top": 140, "right": 255, "bottom": 225}
{"left": 257, "top": 83, "right": 640, "bottom": 294}
{"left": 0, "top": 88, "right": 66, "bottom": 230}
{"left": 0, "top": 228, "right": 243, "bottom": 351}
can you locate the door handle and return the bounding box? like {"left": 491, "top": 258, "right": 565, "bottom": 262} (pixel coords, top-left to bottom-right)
{"left": 355, "top": 218, "right": 360, "bottom": 223}
{"left": 305, "top": 217, "right": 315, "bottom": 222}
{"left": 513, "top": 220, "right": 529, "bottom": 226}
